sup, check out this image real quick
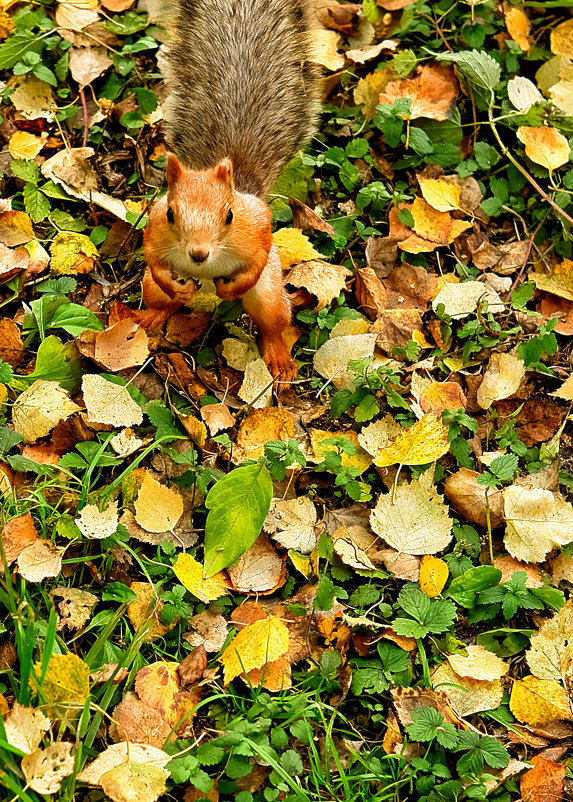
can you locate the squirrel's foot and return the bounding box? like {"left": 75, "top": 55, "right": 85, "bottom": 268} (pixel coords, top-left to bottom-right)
{"left": 214, "top": 276, "right": 244, "bottom": 301}
{"left": 259, "top": 335, "right": 297, "bottom": 387}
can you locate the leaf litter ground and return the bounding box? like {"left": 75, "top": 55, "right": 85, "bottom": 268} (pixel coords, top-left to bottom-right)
{"left": 0, "top": 1, "right": 573, "bottom": 801}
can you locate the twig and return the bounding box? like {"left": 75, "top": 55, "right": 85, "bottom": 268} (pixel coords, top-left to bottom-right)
{"left": 79, "top": 88, "right": 89, "bottom": 148}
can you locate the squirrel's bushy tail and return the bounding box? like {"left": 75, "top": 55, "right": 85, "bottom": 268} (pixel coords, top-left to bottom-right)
{"left": 163, "top": 0, "right": 320, "bottom": 197}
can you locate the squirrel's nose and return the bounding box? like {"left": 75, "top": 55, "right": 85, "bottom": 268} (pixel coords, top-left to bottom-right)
{"left": 190, "top": 246, "right": 210, "bottom": 263}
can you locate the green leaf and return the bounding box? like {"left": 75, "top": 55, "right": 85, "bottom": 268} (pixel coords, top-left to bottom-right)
{"left": 203, "top": 462, "right": 272, "bottom": 577}
{"left": 447, "top": 566, "right": 502, "bottom": 608}
{"left": 23, "top": 184, "right": 50, "bottom": 223}
{"left": 439, "top": 51, "right": 501, "bottom": 94}
{"left": 405, "top": 706, "right": 458, "bottom": 749}
{"left": 0, "top": 362, "right": 13, "bottom": 383}
{"left": 49, "top": 303, "right": 105, "bottom": 336}
{"left": 393, "top": 585, "right": 456, "bottom": 638}
{"left": 26, "top": 335, "right": 82, "bottom": 393}
{"left": 314, "top": 575, "right": 335, "bottom": 611}
{"left": 0, "top": 426, "right": 23, "bottom": 458}
{"left": 11, "top": 159, "right": 39, "bottom": 184}
{"left": 280, "top": 750, "right": 303, "bottom": 777}
{"left": 488, "top": 453, "right": 518, "bottom": 481}
{"left": 0, "top": 31, "right": 38, "bottom": 70}
{"left": 146, "top": 402, "right": 184, "bottom": 441}
{"left": 377, "top": 640, "right": 410, "bottom": 675}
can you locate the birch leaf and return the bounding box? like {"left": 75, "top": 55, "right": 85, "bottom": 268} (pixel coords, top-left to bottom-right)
{"left": 510, "top": 676, "right": 571, "bottom": 726}
{"left": 173, "top": 553, "right": 229, "bottom": 603}
{"left": 503, "top": 485, "right": 573, "bottom": 563}
{"left": 220, "top": 616, "right": 289, "bottom": 684}
{"left": 373, "top": 414, "right": 450, "bottom": 467}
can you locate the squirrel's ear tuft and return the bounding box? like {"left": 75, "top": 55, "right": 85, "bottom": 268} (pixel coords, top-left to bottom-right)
{"left": 166, "top": 153, "right": 183, "bottom": 185}
{"left": 214, "top": 158, "right": 234, "bottom": 186}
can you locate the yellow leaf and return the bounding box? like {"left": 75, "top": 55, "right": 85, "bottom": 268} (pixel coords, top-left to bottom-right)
{"left": 134, "top": 472, "right": 183, "bottom": 533}
{"left": 310, "top": 429, "right": 371, "bottom": 473}
{"left": 526, "top": 599, "right": 573, "bottom": 682}
{"left": 220, "top": 615, "right": 289, "bottom": 684}
{"left": 309, "top": 28, "right": 345, "bottom": 72}
{"left": 30, "top": 653, "right": 89, "bottom": 716}
{"left": 373, "top": 413, "right": 450, "bottom": 467}
{"left": 173, "top": 553, "right": 229, "bottom": 603}
{"left": 12, "top": 379, "right": 80, "bottom": 443}
{"left": 510, "top": 675, "right": 571, "bottom": 726}
{"left": 551, "top": 374, "right": 573, "bottom": 401}
{"left": 0, "top": 8, "right": 14, "bottom": 38}
{"left": 476, "top": 351, "right": 526, "bottom": 410}
{"left": 447, "top": 645, "right": 508, "bottom": 682}
{"left": 505, "top": 6, "right": 530, "bottom": 51}
{"left": 8, "top": 131, "right": 48, "bottom": 160}
{"left": 50, "top": 231, "right": 98, "bottom": 274}
{"left": 418, "top": 179, "right": 460, "bottom": 212}
{"left": 516, "top": 126, "right": 571, "bottom": 172}
{"left": 419, "top": 555, "right": 448, "bottom": 597}
{"left": 127, "top": 581, "right": 176, "bottom": 641}
{"left": 551, "top": 18, "right": 573, "bottom": 59}
{"left": 431, "top": 662, "right": 503, "bottom": 717}
{"left": 272, "top": 228, "right": 322, "bottom": 270}
{"left": 531, "top": 258, "right": 573, "bottom": 302}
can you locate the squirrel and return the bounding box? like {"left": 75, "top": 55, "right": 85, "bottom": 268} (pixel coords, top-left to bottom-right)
{"left": 141, "top": 0, "right": 320, "bottom": 381}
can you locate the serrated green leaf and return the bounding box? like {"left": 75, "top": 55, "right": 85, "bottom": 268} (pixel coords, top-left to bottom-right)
{"left": 405, "top": 706, "right": 458, "bottom": 749}
{"left": 23, "top": 184, "right": 50, "bottom": 223}
{"left": 439, "top": 51, "right": 501, "bottom": 94}
{"left": 488, "top": 453, "right": 518, "bottom": 481}
{"left": 203, "top": 462, "right": 272, "bottom": 577}
{"left": 11, "top": 159, "right": 39, "bottom": 183}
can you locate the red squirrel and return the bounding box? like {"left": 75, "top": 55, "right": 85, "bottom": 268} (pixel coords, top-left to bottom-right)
{"left": 142, "top": 0, "right": 320, "bottom": 382}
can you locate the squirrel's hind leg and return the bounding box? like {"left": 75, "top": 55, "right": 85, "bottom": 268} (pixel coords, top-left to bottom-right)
{"left": 242, "top": 247, "right": 297, "bottom": 385}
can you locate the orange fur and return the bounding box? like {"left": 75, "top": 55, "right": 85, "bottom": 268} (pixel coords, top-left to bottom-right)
{"left": 142, "top": 155, "right": 295, "bottom": 382}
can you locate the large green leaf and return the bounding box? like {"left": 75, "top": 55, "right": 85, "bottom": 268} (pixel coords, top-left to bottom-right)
{"left": 203, "top": 462, "right": 272, "bottom": 577}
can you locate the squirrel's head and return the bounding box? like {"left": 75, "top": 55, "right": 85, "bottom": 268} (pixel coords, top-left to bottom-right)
{"left": 164, "top": 153, "right": 236, "bottom": 270}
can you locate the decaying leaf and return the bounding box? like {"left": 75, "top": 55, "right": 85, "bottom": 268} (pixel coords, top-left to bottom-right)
{"left": 444, "top": 468, "right": 504, "bottom": 529}
{"left": 76, "top": 501, "right": 119, "bottom": 539}
{"left": 227, "top": 533, "right": 286, "bottom": 595}
{"left": 333, "top": 524, "right": 378, "bottom": 571}
{"left": 432, "top": 280, "right": 504, "bottom": 319}
{"left": 134, "top": 472, "right": 184, "bottom": 533}
{"left": 82, "top": 374, "right": 143, "bottom": 427}
{"left": 520, "top": 756, "right": 566, "bottom": 802}
{"left": 94, "top": 320, "right": 150, "bottom": 371}
{"left": 286, "top": 260, "right": 351, "bottom": 310}
{"left": 378, "top": 62, "right": 458, "bottom": 121}
{"left": 12, "top": 380, "right": 80, "bottom": 443}
{"left": 52, "top": 587, "right": 97, "bottom": 631}
{"left": 447, "top": 645, "right": 508, "bottom": 682}
{"left": 373, "top": 414, "right": 450, "bottom": 467}
{"left": 30, "top": 652, "right": 90, "bottom": 716}
{"left": 17, "top": 540, "right": 65, "bottom": 583}
{"left": 238, "top": 358, "right": 273, "bottom": 408}
{"left": 1, "top": 513, "right": 38, "bottom": 566}
{"left": 526, "top": 600, "right": 573, "bottom": 684}
{"left": 3, "top": 703, "right": 51, "bottom": 754}
{"left": 220, "top": 616, "right": 289, "bottom": 684}
{"left": 265, "top": 497, "right": 318, "bottom": 553}
{"left": 532, "top": 259, "right": 573, "bottom": 302}
{"left": 233, "top": 407, "right": 295, "bottom": 463}
{"left": 313, "top": 333, "right": 378, "bottom": 390}
{"left": 431, "top": 662, "right": 503, "bottom": 717}
{"left": 309, "top": 28, "right": 345, "bottom": 71}
{"left": 77, "top": 743, "right": 171, "bottom": 799}
{"left": 503, "top": 485, "right": 573, "bottom": 563}
{"left": 370, "top": 471, "right": 453, "bottom": 555}
{"left": 510, "top": 675, "right": 571, "bottom": 726}
{"left": 477, "top": 352, "right": 526, "bottom": 409}
{"left": 185, "top": 609, "right": 228, "bottom": 653}
{"left": 201, "top": 403, "right": 235, "bottom": 435}
{"left": 22, "top": 742, "right": 75, "bottom": 795}
{"left": 128, "top": 582, "right": 176, "bottom": 641}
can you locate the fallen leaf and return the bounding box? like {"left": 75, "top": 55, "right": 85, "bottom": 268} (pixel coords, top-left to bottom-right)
{"left": 286, "top": 260, "right": 350, "bottom": 310}
{"left": 508, "top": 76, "right": 543, "bottom": 112}
{"left": 22, "top": 742, "right": 75, "bottom": 794}
{"left": 358, "top": 415, "right": 402, "bottom": 457}
{"left": 200, "top": 403, "right": 235, "bottom": 435}
{"left": 373, "top": 414, "right": 450, "bottom": 467}
{"left": 309, "top": 28, "right": 345, "bottom": 71}
{"left": 419, "top": 555, "right": 448, "bottom": 597}
{"left": 370, "top": 471, "right": 453, "bottom": 555}
{"left": 520, "top": 756, "right": 566, "bottom": 802}
{"left": 135, "top": 472, "right": 183, "bottom": 533}
{"left": 516, "top": 126, "right": 570, "bottom": 172}
{"left": 447, "top": 645, "right": 508, "bottom": 681}
{"left": 1, "top": 513, "right": 38, "bottom": 565}
{"left": 77, "top": 743, "right": 171, "bottom": 787}
{"left": 503, "top": 485, "right": 573, "bottom": 563}
{"left": 220, "top": 615, "right": 289, "bottom": 684}
{"left": 227, "top": 533, "right": 286, "bottom": 595}
{"left": 51, "top": 231, "right": 98, "bottom": 274}
{"left": 418, "top": 178, "right": 460, "bottom": 212}
{"left": 3, "top": 703, "right": 51, "bottom": 754}
{"left": 419, "top": 381, "right": 467, "bottom": 414}
{"left": 272, "top": 228, "right": 322, "bottom": 270}
{"left": 82, "top": 374, "right": 144, "bottom": 427}
{"left": 532, "top": 259, "right": 573, "bottom": 302}
{"left": 431, "top": 662, "right": 503, "bottom": 717}
{"left": 233, "top": 407, "right": 295, "bottom": 463}
{"left": 94, "top": 320, "right": 149, "bottom": 371}
{"left": 69, "top": 46, "right": 112, "bottom": 86}
{"left": 313, "top": 333, "right": 379, "bottom": 390}
{"left": 30, "top": 652, "right": 89, "bottom": 715}
{"left": 128, "top": 582, "right": 178, "bottom": 641}
{"left": 17, "top": 540, "right": 65, "bottom": 582}
{"left": 526, "top": 600, "right": 573, "bottom": 684}
{"left": 76, "top": 501, "right": 119, "bottom": 539}
{"left": 432, "top": 280, "right": 504, "bottom": 318}
{"left": 10, "top": 75, "right": 57, "bottom": 120}
{"left": 238, "top": 358, "right": 273, "bottom": 408}
{"left": 287, "top": 197, "right": 335, "bottom": 236}
{"left": 354, "top": 267, "right": 388, "bottom": 319}
{"left": 264, "top": 497, "right": 318, "bottom": 553}
{"left": 8, "top": 130, "right": 48, "bottom": 159}
{"left": 444, "top": 468, "right": 504, "bottom": 529}
{"left": 110, "top": 428, "right": 150, "bottom": 457}
{"left": 505, "top": 5, "right": 530, "bottom": 51}
{"left": 392, "top": 686, "right": 459, "bottom": 727}
{"left": 12, "top": 380, "right": 80, "bottom": 443}
{"left": 551, "top": 17, "right": 573, "bottom": 58}
{"left": 510, "top": 675, "right": 570, "bottom": 726}
{"left": 476, "top": 352, "right": 526, "bottom": 409}
{"left": 410, "top": 197, "right": 470, "bottom": 245}
{"left": 333, "top": 524, "right": 377, "bottom": 571}
{"left": 185, "top": 609, "right": 228, "bottom": 653}
{"left": 493, "top": 555, "right": 544, "bottom": 588}
{"left": 541, "top": 294, "right": 573, "bottom": 336}
{"left": 221, "top": 337, "right": 259, "bottom": 371}
{"left": 0, "top": 318, "right": 25, "bottom": 366}
{"left": 374, "top": 548, "right": 421, "bottom": 581}
{"left": 310, "top": 428, "right": 371, "bottom": 473}
{"left": 100, "top": 756, "right": 168, "bottom": 802}
{"left": 135, "top": 660, "right": 200, "bottom": 729}
{"left": 52, "top": 587, "right": 97, "bottom": 631}
{"left": 378, "top": 62, "right": 458, "bottom": 121}
{"left": 173, "top": 553, "right": 229, "bottom": 603}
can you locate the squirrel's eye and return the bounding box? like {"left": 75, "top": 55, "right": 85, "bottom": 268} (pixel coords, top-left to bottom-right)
{"left": 225, "top": 208, "right": 233, "bottom": 225}
{"left": 166, "top": 206, "right": 175, "bottom": 224}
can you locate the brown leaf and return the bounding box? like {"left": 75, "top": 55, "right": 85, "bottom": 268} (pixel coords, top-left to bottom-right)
{"left": 1, "top": 513, "right": 38, "bottom": 566}
{"left": 110, "top": 692, "right": 172, "bottom": 747}
{"left": 494, "top": 399, "right": 564, "bottom": 447}
{"left": 383, "top": 262, "right": 438, "bottom": 309}
{"left": 540, "top": 293, "right": 573, "bottom": 336}
{"left": 200, "top": 403, "right": 235, "bottom": 435}
{"left": 378, "top": 63, "right": 459, "bottom": 122}
{"left": 165, "top": 311, "right": 212, "bottom": 346}
{"left": 177, "top": 644, "right": 207, "bottom": 687}
{"left": 392, "top": 686, "right": 459, "bottom": 727}
{"left": 0, "top": 319, "right": 24, "bottom": 367}
{"left": 93, "top": 320, "right": 149, "bottom": 371}
{"left": 444, "top": 468, "right": 503, "bottom": 529}
{"left": 521, "top": 756, "right": 566, "bottom": 802}
{"left": 354, "top": 267, "right": 388, "bottom": 319}
{"left": 52, "top": 587, "right": 97, "bottom": 631}
{"left": 227, "top": 533, "right": 286, "bottom": 595}
{"left": 127, "top": 581, "right": 176, "bottom": 642}
{"left": 493, "top": 555, "right": 544, "bottom": 588}
{"left": 420, "top": 381, "right": 467, "bottom": 415}
{"left": 286, "top": 260, "right": 351, "bottom": 311}
{"left": 373, "top": 548, "right": 421, "bottom": 581}
{"left": 365, "top": 236, "right": 399, "bottom": 277}
{"left": 287, "top": 198, "right": 335, "bottom": 236}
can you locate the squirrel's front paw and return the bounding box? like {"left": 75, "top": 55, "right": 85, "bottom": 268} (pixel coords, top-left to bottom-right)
{"left": 172, "top": 277, "right": 199, "bottom": 305}
{"left": 215, "top": 276, "right": 241, "bottom": 301}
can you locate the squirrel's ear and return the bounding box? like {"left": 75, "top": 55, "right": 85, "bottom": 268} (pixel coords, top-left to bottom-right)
{"left": 166, "top": 153, "right": 183, "bottom": 185}
{"left": 214, "top": 158, "right": 234, "bottom": 187}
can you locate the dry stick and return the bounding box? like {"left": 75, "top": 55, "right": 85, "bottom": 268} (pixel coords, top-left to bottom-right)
{"left": 488, "top": 109, "right": 573, "bottom": 228}
{"left": 79, "top": 87, "right": 89, "bottom": 148}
